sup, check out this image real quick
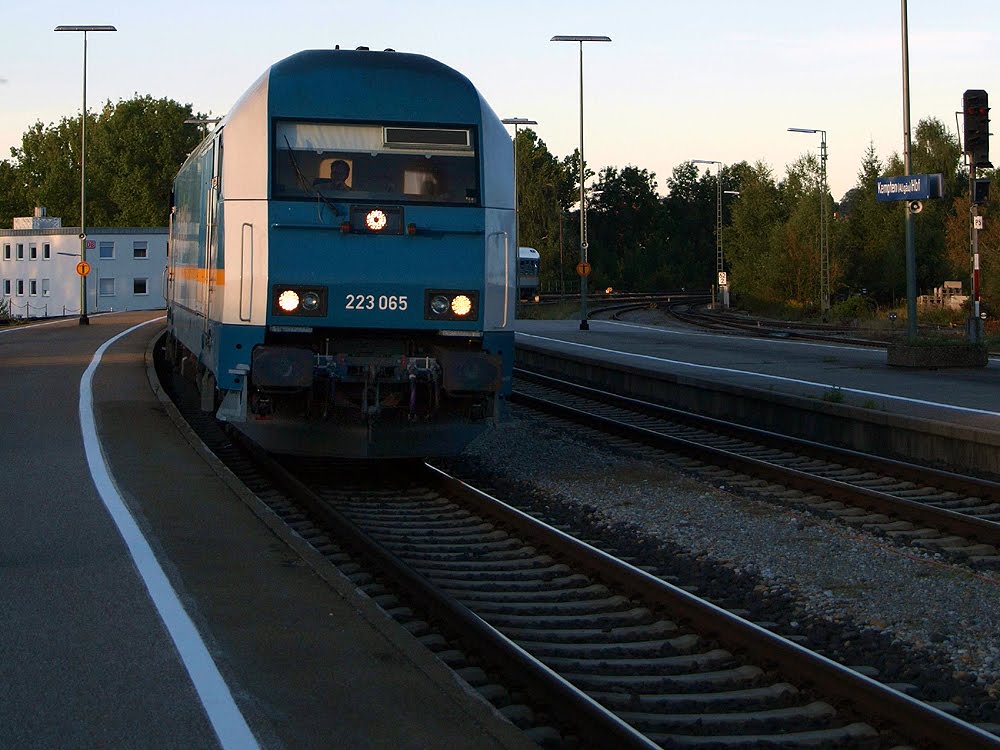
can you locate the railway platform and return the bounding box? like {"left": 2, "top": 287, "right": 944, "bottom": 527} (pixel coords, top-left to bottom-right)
{"left": 0, "top": 311, "right": 534, "bottom": 750}
{"left": 513, "top": 318, "right": 1000, "bottom": 477}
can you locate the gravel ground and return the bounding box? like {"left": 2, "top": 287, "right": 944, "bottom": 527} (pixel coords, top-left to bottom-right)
{"left": 452, "top": 406, "right": 1000, "bottom": 728}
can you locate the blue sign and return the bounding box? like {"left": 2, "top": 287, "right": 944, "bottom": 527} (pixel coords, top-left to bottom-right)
{"left": 875, "top": 173, "right": 943, "bottom": 202}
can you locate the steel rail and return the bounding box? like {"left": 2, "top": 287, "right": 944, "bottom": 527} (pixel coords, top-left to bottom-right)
{"left": 238, "top": 443, "right": 661, "bottom": 750}
{"left": 424, "top": 464, "right": 1000, "bottom": 750}
{"left": 513, "top": 369, "right": 1000, "bottom": 547}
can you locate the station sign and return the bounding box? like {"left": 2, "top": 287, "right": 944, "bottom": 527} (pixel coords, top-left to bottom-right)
{"left": 76, "top": 261, "right": 91, "bottom": 276}
{"left": 875, "top": 173, "right": 943, "bottom": 202}
{"left": 575, "top": 261, "right": 592, "bottom": 277}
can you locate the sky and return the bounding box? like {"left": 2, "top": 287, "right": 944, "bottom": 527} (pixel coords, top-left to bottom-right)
{"left": 1, "top": 0, "right": 997, "bottom": 202}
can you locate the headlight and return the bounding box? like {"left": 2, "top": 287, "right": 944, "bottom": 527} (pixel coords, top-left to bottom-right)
{"left": 301, "top": 291, "right": 320, "bottom": 312}
{"left": 272, "top": 286, "right": 327, "bottom": 316}
{"left": 277, "top": 290, "right": 300, "bottom": 312}
{"left": 424, "top": 290, "right": 479, "bottom": 321}
{"left": 430, "top": 295, "right": 450, "bottom": 315}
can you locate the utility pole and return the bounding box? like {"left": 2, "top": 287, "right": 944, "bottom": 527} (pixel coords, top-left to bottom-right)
{"left": 963, "top": 89, "right": 991, "bottom": 343}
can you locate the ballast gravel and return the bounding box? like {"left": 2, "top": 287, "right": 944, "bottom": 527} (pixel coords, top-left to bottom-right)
{"left": 453, "top": 407, "right": 1000, "bottom": 728}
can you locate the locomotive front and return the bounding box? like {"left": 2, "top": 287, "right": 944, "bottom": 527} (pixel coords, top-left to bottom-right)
{"left": 177, "top": 49, "right": 516, "bottom": 458}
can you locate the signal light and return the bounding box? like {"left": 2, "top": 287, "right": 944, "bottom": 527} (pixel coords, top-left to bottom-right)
{"left": 963, "top": 89, "right": 991, "bottom": 167}
{"left": 974, "top": 178, "right": 991, "bottom": 205}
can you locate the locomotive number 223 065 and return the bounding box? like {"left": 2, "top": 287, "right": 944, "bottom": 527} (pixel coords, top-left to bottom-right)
{"left": 345, "top": 294, "right": 409, "bottom": 311}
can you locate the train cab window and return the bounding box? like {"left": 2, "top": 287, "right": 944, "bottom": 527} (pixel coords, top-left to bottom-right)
{"left": 273, "top": 121, "right": 478, "bottom": 206}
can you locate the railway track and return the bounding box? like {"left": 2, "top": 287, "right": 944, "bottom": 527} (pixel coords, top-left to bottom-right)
{"left": 512, "top": 368, "right": 1000, "bottom": 569}
{"left": 155, "top": 347, "right": 1000, "bottom": 748}
{"left": 268, "top": 452, "right": 1000, "bottom": 749}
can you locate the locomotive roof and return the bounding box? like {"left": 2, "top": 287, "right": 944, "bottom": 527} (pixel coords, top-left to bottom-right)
{"left": 263, "top": 49, "right": 483, "bottom": 122}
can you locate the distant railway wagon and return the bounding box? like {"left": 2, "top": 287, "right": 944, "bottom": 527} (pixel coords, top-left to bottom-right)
{"left": 517, "top": 246, "right": 540, "bottom": 301}
{"left": 166, "top": 48, "right": 516, "bottom": 458}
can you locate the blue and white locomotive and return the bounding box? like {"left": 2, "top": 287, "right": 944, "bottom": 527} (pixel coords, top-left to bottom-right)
{"left": 166, "top": 49, "right": 516, "bottom": 458}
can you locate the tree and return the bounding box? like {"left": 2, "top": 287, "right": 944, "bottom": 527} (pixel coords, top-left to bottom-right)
{"left": 588, "top": 165, "right": 661, "bottom": 290}
{"left": 722, "top": 161, "right": 785, "bottom": 307}
{"left": 512, "top": 129, "right": 572, "bottom": 292}
{"left": 945, "top": 167, "right": 1000, "bottom": 313}
{"left": 883, "top": 117, "right": 965, "bottom": 292}
{"left": 0, "top": 158, "right": 28, "bottom": 228}
{"left": 837, "top": 143, "right": 902, "bottom": 303}
{"left": 660, "top": 162, "right": 717, "bottom": 289}
{"left": 3, "top": 95, "right": 206, "bottom": 227}
{"left": 89, "top": 96, "right": 206, "bottom": 226}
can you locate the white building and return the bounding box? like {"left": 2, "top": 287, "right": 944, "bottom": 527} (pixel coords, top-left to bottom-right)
{"left": 0, "top": 208, "right": 167, "bottom": 319}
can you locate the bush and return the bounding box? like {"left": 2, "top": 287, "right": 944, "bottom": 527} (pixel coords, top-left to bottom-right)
{"left": 830, "top": 294, "right": 876, "bottom": 322}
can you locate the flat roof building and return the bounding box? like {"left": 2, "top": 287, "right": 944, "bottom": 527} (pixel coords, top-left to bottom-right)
{"left": 0, "top": 208, "right": 167, "bottom": 319}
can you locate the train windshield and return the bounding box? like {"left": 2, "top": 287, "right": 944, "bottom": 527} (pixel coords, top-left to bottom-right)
{"left": 273, "top": 121, "right": 479, "bottom": 205}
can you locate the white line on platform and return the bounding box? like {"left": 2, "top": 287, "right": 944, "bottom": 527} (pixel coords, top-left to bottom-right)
{"left": 518, "top": 331, "right": 1000, "bottom": 419}
{"left": 0, "top": 317, "right": 79, "bottom": 333}
{"left": 79, "top": 317, "right": 260, "bottom": 750}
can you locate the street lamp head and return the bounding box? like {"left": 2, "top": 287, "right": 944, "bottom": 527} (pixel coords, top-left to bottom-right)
{"left": 501, "top": 118, "right": 538, "bottom": 126}
{"left": 54, "top": 25, "right": 117, "bottom": 32}
{"left": 550, "top": 35, "right": 612, "bottom": 42}
{"left": 692, "top": 159, "right": 721, "bottom": 166}
{"left": 724, "top": 190, "right": 741, "bottom": 196}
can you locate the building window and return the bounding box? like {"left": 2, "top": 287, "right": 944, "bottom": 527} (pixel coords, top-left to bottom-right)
{"left": 3, "top": 280, "right": 9, "bottom": 295}
{"left": 99, "top": 277, "right": 115, "bottom": 296}
{"left": 133, "top": 241, "right": 148, "bottom": 259}
{"left": 16, "top": 244, "right": 24, "bottom": 260}
{"left": 29, "top": 279, "right": 37, "bottom": 296}
{"left": 16, "top": 279, "right": 24, "bottom": 295}
{"left": 99, "top": 241, "right": 114, "bottom": 259}
{"left": 3, "top": 244, "right": 10, "bottom": 260}
{"left": 43, "top": 243, "right": 51, "bottom": 260}
{"left": 42, "top": 278, "right": 50, "bottom": 297}
{"left": 29, "top": 244, "right": 37, "bottom": 260}
{"left": 133, "top": 278, "right": 149, "bottom": 295}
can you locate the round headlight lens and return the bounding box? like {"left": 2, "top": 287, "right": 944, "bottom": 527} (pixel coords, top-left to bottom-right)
{"left": 277, "top": 290, "right": 300, "bottom": 312}
{"left": 365, "top": 209, "right": 388, "bottom": 231}
{"left": 301, "top": 291, "right": 320, "bottom": 312}
{"left": 451, "top": 295, "right": 473, "bottom": 317}
{"left": 430, "top": 295, "right": 450, "bottom": 315}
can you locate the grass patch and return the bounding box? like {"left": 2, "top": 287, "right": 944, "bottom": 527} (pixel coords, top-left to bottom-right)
{"left": 516, "top": 300, "right": 581, "bottom": 320}
{"left": 821, "top": 387, "right": 845, "bottom": 403}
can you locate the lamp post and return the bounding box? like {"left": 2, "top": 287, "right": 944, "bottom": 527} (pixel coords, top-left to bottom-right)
{"left": 501, "top": 117, "right": 538, "bottom": 256}
{"left": 551, "top": 35, "right": 611, "bottom": 331}
{"left": 692, "top": 159, "right": 726, "bottom": 306}
{"left": 788, "top": 127, "right": 830, "bottom": 315}
{"left": 55, "top": 24, "right": 116, "bottom": 326}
